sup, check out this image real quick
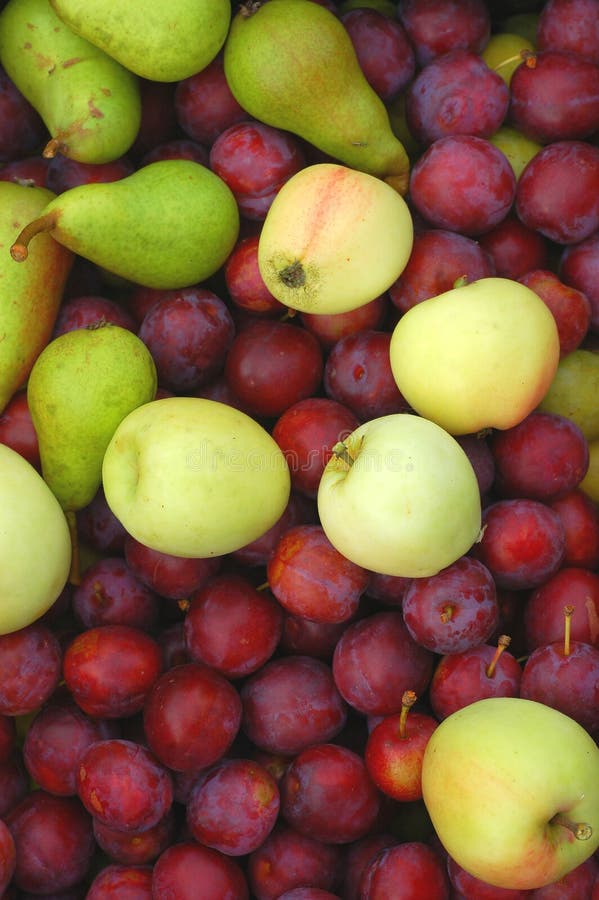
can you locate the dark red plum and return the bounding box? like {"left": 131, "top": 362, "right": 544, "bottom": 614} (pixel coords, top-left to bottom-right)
{"left": 0, "top": 67, "right": 46, "bottom": 162}
{"left": 77, "top": 739, "right": 173, "bottom": 833}
{"left": 537, "top": 0, "right": 599, "bottom": 64}
{"left": 332, "top": 611, "right": 435, "bottom": 717}
{"left": 186, "top": 758, "right": 280, "bottom": 856}
{"left": 342, "top": 833, "right": 398, "bottom": 900}
{"left": 139, "top": 137, "right": 209, "bottom": 167}
{"left": 455, "top": 433, "right": 496, "bottom": 498}
{"left": 0, "top": 154, "right": 49, "bottom": 187}
{"left": 490, "top": 411, "right": 589, "bottom": 501}
{"left": 143, "top": 662, "right": 242, "bottom": 772}
{"left": 0, "top": 390, "right": 40, "bottom": 469}
{"left": 272, "top": 397, "right": 360, "bottom": 498}
{"left": 0, "top": 817, "right": 15, "bottom": 896}
{"left": 516, "top": 140, "right": 599, "bottom": 245}
{"left": 224, "top": 234, "right": 285, "bottom": 317}
{"left": 276, "top": 890, "right": 341, "bottom": 900}
{"left": 124, "top": 534, "right": 222, "bottom": 600}
{"left": 62, "top": 624, "right": 163, "bottom": 719}
{"left": 405, "top": 49, "right": 509, "bottom": 146}
{"left": 389, "top": 228, "right": 495, "bottom": 314}
{"left": 129, "top": 80, "right": 179, "bottom": 161}
{"left": 86, "top": 864, "right": 153, "bottom": 899}
{"left": 560, "top": 232, "right": 599, "bottom": 333}
{"left": 209, "top": 121, "right": 306, "bottom": 220}
{"left": 240, "top": 655, "right": 347, "bottom": 756}
{"left": 341, "top": 7, "right": 416, "bottom": 101}
{"left": 279, "top": 614, "right": 350, "bottom": 662}
{"left": 5, "top": 791, "right": 95, "bottom": 895}
{"left": 184, "top": 573, "right": 283, "bottom": 678}
{"left": 0, "top": 623, "right": 62, "bottom": 716}
{"left": 402, "top": 556, "right": 499, "bottom": 655}
{"left": 548, "top": 488, "right": 599, "bottom": 569}
{"left": 267, "top": 524, "right": 369, "bottom": 624}
{"left": 447, "top": 855, "right": 533, "bottom": 899}
{"left": 93, "top": 808, "right": 176, "bottom": 866}
{"left": 323, "top": 330, "right": 410, "bottom": 421}
{"left": 247, "top": 823, "right": 343, "bottom": 900}
{"left": 279, "top": 743, "right": 381, "bottom": 845}
{"left": 71, "top": 556, "right": 160, "bottom": 631}
{"left": 518, "top": 269, "right": 591, "bottom": 355}
{"left": 409, "top": 135, "right": 516, "bottom": 236}
{"left": 151, "top": 841, "right": 249, "bottom": 900}
{"left": 509, "top": 50, "right": 599, "bottom": 143}
{"left": 45, "top": 154, "right": 134, "bottom": 193}
{"left": 0, "top": 750, "right": 29, "bottom": 818}
{"left": 230, "top": 490, "right": 317, "bottom": 568}
{"left": 524, "top": 566, "right": 599, "bottom": 651}
{"left": 300, "top": 294, "right": 389, "bottom": 351}
{"left": 359, "top": 841, "right": 451, "bottom": 899}
{"left": 365, "top": 572, "right": 413, "bottom": 607}
{"left": 429, "top": 636, "right": 522, "bottom": 720}
{"left": 0, "top": 715, "right": 15, "bottom": 764}
{"left": 174, "top": 54, "right": 246, "bottom": 146}
{"left": 138, "top": 287, "right": 235, "bottom": 392}
{"left": 478, "top": 215, "right": 550, "bottom": 281}
{"left": 471, "top": 499, "right": 566, "bottom": 590}
{"left": 52, "top": 295, "right": 136, "bottom": 337}
{"left": 397, "top": 0, "right": 490, "bottom": 67}
{"left": 224, "top": 319, "right": 324, "bottom": 418}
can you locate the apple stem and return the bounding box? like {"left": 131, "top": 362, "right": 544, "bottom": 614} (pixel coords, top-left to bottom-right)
{"left": 552, "top": 813, "right": 593, "bottom": 841}
{"left": 66, "top": 510, "right": 81, "bottom": 587}
{"left": 485, "top": 634, "right": 511, "bottom": 678}
{"left": 398, "top": 690, "right": 417, "bottom": 739}
{"left": 440, "top": 604, "right": 454, "bottom": 623}
{"left": 563, "top": 604, "right": 574, "bottom": 656}
{"left": 332, "top": 440, "right": 355, "bottom": 470}
{"left": 10, "top": 211, "right": 58, "bottom": 262}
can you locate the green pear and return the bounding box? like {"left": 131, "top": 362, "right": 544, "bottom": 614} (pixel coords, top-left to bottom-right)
{"left": 10, "top": 160, "right": 240, "bottom": 290}
{"left": 27, "top": 322, "right": 157, "bottom": 517}
{"left": 49, "top": 0, "right": 231, "bottom": 83}
{"left": 0, "top": 442, "right": 71, "bottom": 635}
{"left": 223, "top": 0, "right": 410, "bottom": 194}
{"left": 0, "top": 0, "right": 141, "bottom": 163}
{"left": 0, "top": 181, "right": 73, "bottom": 414}
{"left": 537, "top": 349, "right": 599, "bottom": 442}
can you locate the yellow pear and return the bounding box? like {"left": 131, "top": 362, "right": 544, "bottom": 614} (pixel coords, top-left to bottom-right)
{"left": 389, "top": 277, "right": 560, "bottom": 435}
{"left": 258, "top": 163, "right": 413, "bottom": 315}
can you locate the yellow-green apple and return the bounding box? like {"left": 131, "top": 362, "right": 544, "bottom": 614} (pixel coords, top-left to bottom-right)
{"left": 538, "top": 349, "right": 599, "bottom": 442}
{"left": 0, "top": 443, "right": 71, "bottom": 635}
{"left": 389, "top": 277, "right": 560, "bottom": 435}
{"left": 422, "top": 697, "right": 599, "bottom": 891}
{"left": 316, "top": 413, "right": 481, "bottom": 577}
{"left": 102, "top": 396, "right": 291, "bottom": 558}
{"left": 258, "top": 162, "right": 413, "bottom": 315}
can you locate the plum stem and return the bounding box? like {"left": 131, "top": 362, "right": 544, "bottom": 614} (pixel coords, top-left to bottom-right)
{"left": 10, "top": 211, "right": 58, "bottom": 262}
{"left": 440, "top": 604, "right": 454, "bottom": 623}
{"left": 399, "top": 690, "right": 417, "bottom": 740}
{"left": 485, "top": 634, "right": 511, "bottom": 678}
{"left": 492, "top": 48, "right": 536, "bottom": 75}
{"left": 563, "top": 604, "right": 574, "bottom": 656}
{"left": 552, "top": 813, "right": 593, "bottom": 841}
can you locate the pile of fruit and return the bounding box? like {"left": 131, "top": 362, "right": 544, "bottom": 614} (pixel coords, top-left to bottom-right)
{"left": 1, "top": 0, "right": 599, "bottom": 897}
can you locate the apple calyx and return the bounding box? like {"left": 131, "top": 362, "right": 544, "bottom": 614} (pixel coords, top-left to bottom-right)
{"left": 399, "top": 690, "right": 417, "bottom": 740}
{"left": 551, "top": 812, "right": 593, "bottom": 841}
{"left": 485, "top": 634, "right": 511, "bottom": 678}
{"left": 278, "top": 260, "right": 306, "bottom": 289}
{"left": 10, "top": 211, "right": 59, "bottom": 262}
{"left": 563, "top": 604, "right": 574, "bottom": 656}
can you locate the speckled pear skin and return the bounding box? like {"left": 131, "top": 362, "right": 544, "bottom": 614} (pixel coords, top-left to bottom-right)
{"left": 11, "top": 160, "right": 241, "bottom": 290}
{"left": 224, "top": 0, "right": 410, "bottom": 194}
{"left": 0, "top": 182, "right": 73, "bottom": 414}
{"left": 27, "top": 323, "right": 158, "bottom": 513}
{"left": 0, "top": 0, "right": 141, "bottom": 163}
{"left": 49, "top": 0, "right": 231, "bottom": 82}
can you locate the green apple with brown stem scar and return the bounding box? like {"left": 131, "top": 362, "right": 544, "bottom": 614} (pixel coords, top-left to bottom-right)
{"left": 422, "top": 697, "right": 599, "bottom": 890}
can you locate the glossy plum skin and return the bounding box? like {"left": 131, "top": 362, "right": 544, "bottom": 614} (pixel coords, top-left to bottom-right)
{"left": 524, "top": 566, "right": 599, "bottom": 651}
{"left": 389, "top": 228, "right": 495, "bottom": 314}
{"left": 397, "top": 0, "right": 490, "bottom": 68}
{"left": 515, "top": 140, "right": 599, "bottom": 245}
{"left": 240, "top": 656, "right": 348, "bottom": 756}
{"left": 174, "top": 54, "right": 246, "bottom": 146}
{"left": 279, "top": 743, "right": 381, "bottom": 845}
{"left": 151, "top": 841, "right": 249, "bottom": 900}
{"left": 300, "top": 295, "right": 389, "bottom": 352}
{"left": 364, "top": 707, "right": 438, "bottom": 802}
{"left": 124, "top": 534, "right": 221, "bottom": 600}
{"left": 341, "top": 7, "right": 416, "bottom": 101}
{"left": 71, "top": 556, "right": 160, "bottom": 631}
{"left": 559, "top": 232, "right": 599, "bottom": 333}
{"left": 359, "top": 841, "right": 451, "bottom": 899}
{"left": 92, "top": 808, "right": 176, "bottom": 866}
{"left": 86, "top": 863, "right": 153, "bottom": 899}
{"left": 0, "top": 391, "right": 40, "bottom": 469}
{"left": 548, "top": 488, "right": 599, "bottom": 569}
{"left": 76, "top": 739, "right": 173, "bottom": 833}
{"left": 267, "top": 524, "right": 369, "bottom": 624}
{"left": 405, "top": 49, "right": 509, "bottom": 146}
{"left": 224, "top": 234, "right": 285, "bottom": 317}
{"left": 518, "top": 269, "right": 591, "bottom": 355}
{"left": 0, "top": 66, "right": 45, "bottom": 163}
{"left": 186, "top": 758, "right": 280, "bottom": 856}
{"left": 489, "top": 411, "right": 589, "bottom": 501}
{"left": 143, "top": 662, "right": 242, "bottom": 773}
{"left": 537, "top": 0, "right": 599, "bottom": 64}
{"left": 247, "top": 824, "right": 343, "bottom": 900}
{"left": 184, "top": 573, "right": 283, "bottom": 678}
{"left": 429, "top": 641, "right": 523, "bottom": 720}
{"left": 520, "top": 639, "right": 599, "bottom": 733}
{"left": 0, "top": 624, "right": 62, "bottom": 717}
{"left": 52, "top": 294, "right": 136, "bottom": 337}
{"left": 332, "top": 612, "right": 435, "bottom": 717}
{"left": 478, "top": 216, "right": 550, "bottom": 281}
{"left": 401, "top": 556, "right": 499, "bottom": 655}
{"left": 409, "top": 135, "right": 517, "bottom": 236}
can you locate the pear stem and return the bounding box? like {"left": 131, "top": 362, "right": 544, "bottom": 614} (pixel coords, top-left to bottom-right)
{"left": 552, "top": 813, "right": 593, "bottom": 841}
{"left": 563, "top": 605, "right": 574, "bottom": 656}
{"left": 10, "top": 212, "right": 58, "bottom": 262}
{"left": 66, "top": 510, "right": 81, "bottom": 587}
{"left": 398, "top": 690, "right": 417, "bottom": 740}
{"left": 485, "top": 634, "right": 511, "bottom": 678}
{"left": 42, "top": 137, "right": 65, "bottom": 159}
